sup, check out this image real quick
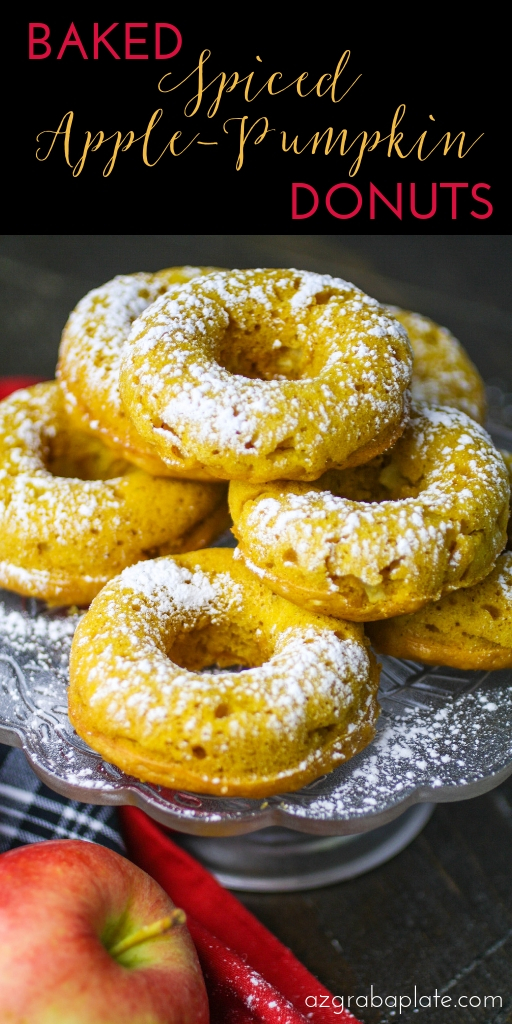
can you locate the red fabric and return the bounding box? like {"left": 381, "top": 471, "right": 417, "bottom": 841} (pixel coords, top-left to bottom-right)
{"left": 0, "top": 376, "right": 43, "bottom": 399}
{"left": 120, "top": 807, "right": 361, "bottom": 1024}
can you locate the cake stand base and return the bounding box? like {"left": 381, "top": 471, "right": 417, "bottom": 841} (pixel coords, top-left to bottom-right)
{"left": 172, "top": 802, "right": 435, "bottom": 891}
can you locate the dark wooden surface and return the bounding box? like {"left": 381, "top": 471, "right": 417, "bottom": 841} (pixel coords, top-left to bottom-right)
{"left": 1, "top": 235, "right": 511, "bottom": 1023}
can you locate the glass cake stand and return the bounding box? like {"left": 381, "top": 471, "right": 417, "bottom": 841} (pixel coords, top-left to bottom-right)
{"left": 2, "top": 589, "right": 512, "bottom": 889}
{"left": 1, "top": 405, "right": 511, "bottom": 890}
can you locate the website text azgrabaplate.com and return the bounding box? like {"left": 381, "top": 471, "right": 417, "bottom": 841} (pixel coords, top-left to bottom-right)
{"left": 304, "top": 987, "right": 503, "bottom": 1016}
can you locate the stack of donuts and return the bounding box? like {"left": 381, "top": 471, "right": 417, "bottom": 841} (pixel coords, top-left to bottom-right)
{"left": 1, "top": 266, "right": 510, "bottom": 798}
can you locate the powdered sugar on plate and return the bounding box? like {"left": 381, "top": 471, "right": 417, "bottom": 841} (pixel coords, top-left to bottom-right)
{"left": 1, "top": 584, "right": 512, "bottom": 832}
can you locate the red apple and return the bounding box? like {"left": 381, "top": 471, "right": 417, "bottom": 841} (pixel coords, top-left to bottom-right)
{"left": 0, "top": 839, "right": 209, "bottom": 1023}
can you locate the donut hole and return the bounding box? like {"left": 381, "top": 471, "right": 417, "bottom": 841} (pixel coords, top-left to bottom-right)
{"left": 168, "top": 618, "right": 272, "bottom": 674}
{"left": 45, "top": 430, "right": 130, "bottom": 481}
{"left": 378, "top": 462, "right": 412, "bottom": 495}
{"left": 217, "top": 318, "right": 314, "bottom": 382}
{"left": 312, "top": 454, "right": 423, "bottom": 506}
{"left": 218, "top": 339, "right": 307, "bottom": 381}
{"left": 314, "top": 464, "right": 390, "bottom": 504}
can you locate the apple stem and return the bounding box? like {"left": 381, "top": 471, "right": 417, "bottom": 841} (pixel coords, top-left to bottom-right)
{"left": 109, "top": 908, "right": 186, "bottom": 958}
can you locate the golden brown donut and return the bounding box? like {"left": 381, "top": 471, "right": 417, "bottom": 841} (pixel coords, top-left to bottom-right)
{"left": 229, "top": 403, "right": 510, "bottom": 621}
{"left": 119, "top": 269, "right": 413, "bottom": 482}
{"left": 68, "top": 549, "right": 380, "bottom": 797}
{"left": 389, "top": 307, "right": 486, "bottom": 423}
{"left": 501, "top": 449, "right": 512, "bottom": 548}
{"left": 367, "top": 551, "right": 512, "bottom": 669}
{"left": 0, "top": 383, "right": 229, "bottom": 605}
{"left": 57, "top": 266, "right": 221, "bottom": 479}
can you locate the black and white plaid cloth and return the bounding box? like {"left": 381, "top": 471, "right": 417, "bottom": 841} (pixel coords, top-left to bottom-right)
{"left": 0, "top": 743, "right": 125, "bottom": 855}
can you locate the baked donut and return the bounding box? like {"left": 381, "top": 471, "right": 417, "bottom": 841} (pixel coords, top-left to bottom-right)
{"left": 57, "top": 266, "right": 220, "bottom": 479}
{"left": 0, "top": 383, "right": 228, "bottom": 605}
{"left": 367, "top": 551, "right": 512, "bottom": 669}
{"left": 229, "top": 403, "right": 510, "bottom": 621}
{"left": 389, "top": 307, "right": 486, "bottom": 423}
{"left": 501, "top": 450, "right": 512, "bottom": 548}
{"left": 119, "top": 269, "right": 413, "bottom": 482}
{"left": 68, "top": 549, "right": 380, "bottom": 797}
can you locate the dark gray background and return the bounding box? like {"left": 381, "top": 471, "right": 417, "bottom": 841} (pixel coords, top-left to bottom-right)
{"left": 0, "top": 234, "right": 511, "bottom": 1023}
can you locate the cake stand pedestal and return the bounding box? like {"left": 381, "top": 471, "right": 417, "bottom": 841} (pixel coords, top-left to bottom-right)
{"left": 171, "top": 804, "right": 435, "bottom": 891}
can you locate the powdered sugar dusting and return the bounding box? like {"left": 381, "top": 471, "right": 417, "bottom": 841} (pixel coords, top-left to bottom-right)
{"left": 236, "top": 402, "right": 510, "bottom": 609}
{"left": 120, "top": 269, "right": 412, "bottom": 478}
{"left": 0, "top": 384, "right": 125, "bottom": 563}
{"left": 75, "top": 557, "right": 371, "bottom": 748}
{"left": 297, "top": 666, "right": 512, "bottom": 821}
{"left": 0, "top": 604, "right": 78, "bottom": 651}
{"left": 57, "top": 268, "right": 216, "bottom": 452}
